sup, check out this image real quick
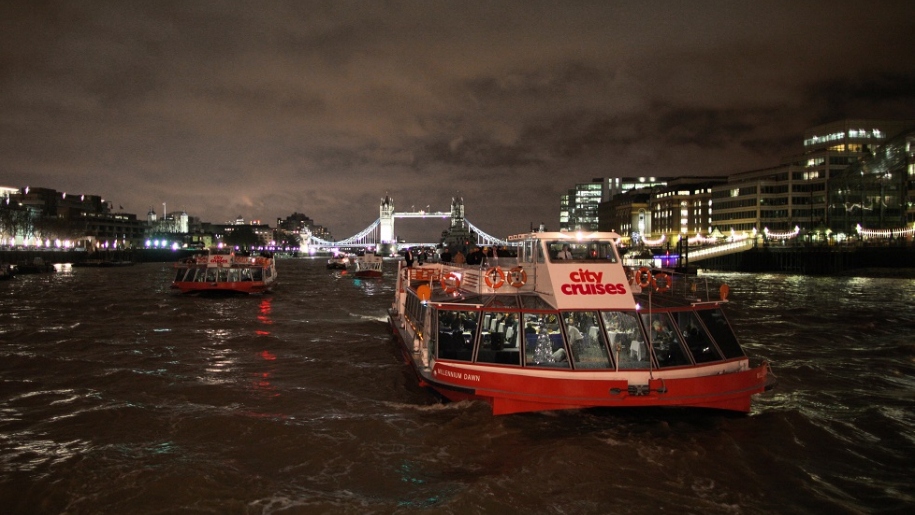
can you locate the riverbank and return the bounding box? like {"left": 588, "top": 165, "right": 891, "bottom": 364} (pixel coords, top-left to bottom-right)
{"left": 694, "top": 244, "right": 915, "bottom": 275}
{"left": 0, "top": 248, "right": 199, "bottom": 265}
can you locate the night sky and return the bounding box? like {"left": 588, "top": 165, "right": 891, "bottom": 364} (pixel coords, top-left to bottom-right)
{"left": 2, "top": 1, "right": 914, "bottom": 241}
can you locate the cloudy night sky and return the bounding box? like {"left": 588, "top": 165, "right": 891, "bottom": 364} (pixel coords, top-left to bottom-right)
{"left": 2, "top": 1, "right": 914, "bottom": 241}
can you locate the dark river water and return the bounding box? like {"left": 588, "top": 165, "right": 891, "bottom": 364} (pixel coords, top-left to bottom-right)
{"left": 1, "top": 258, "right": 913, "bottom": 514}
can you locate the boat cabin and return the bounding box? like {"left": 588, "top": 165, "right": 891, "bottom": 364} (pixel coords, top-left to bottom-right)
{"left": 398, "top": 232, "right": 744, "bottom": 373}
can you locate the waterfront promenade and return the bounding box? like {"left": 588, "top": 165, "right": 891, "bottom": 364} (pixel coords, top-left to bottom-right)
{"left": 0, "top": 248, "right": 197, "bottom": 266}
{"left": 693, "top": 242, "right": 915, "bottom": 275}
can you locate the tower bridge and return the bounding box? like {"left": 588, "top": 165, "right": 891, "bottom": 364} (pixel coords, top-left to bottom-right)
{"left": 304, "top": 196, "right": 513, "bottom": 252}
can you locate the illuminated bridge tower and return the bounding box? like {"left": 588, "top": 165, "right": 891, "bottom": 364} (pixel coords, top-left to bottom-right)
{"left": 450, "top": 196, "right": 465, "bottom": 230}
{"left": 380, "top": 195, "right": 395, "bottom": 244}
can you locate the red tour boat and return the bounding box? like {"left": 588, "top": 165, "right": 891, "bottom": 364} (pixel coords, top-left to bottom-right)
{"left": 172, "top": 247, "right": 277, "bottom": 294}
{"left": 352, "top": 252, "right": 384, "bottom": 278}
{"left": 388, "top": 231, "right": 775, "bottom": 415}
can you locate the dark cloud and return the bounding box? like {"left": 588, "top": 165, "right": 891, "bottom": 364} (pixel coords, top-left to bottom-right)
{"left": 2, "top": 0, "right": 914, "bottom": 240}
{"left": 810, "top": 72, "right": 915, "bottom": 125}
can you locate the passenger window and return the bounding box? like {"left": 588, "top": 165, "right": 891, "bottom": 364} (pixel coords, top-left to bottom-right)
{"left": 641, "top": 312, "right": 691, "bottom": 367}
{"left": 477, "top": 312, "right": 521, "bottom": 366}
{"left": 436, "top": 310, "right": 478, "bottom": 362}
{"left": 601, "top": 311, "right": 648, "bottom": 369}
{"left": 697, "top": 309, "right": 745, "bottom": 359}
{"left": 523, "top": 313, "right": 569, "bottom": 368}
{"left": 674, "top": 311, "right": 723, "bottom": 364}
{"left": 563, "top": 311, "right": 612, "bottom": 369}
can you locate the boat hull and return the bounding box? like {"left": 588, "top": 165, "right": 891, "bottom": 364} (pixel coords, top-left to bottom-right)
{"left": 173, "top": 280, "right": 274, "bottom": 295}
{"left": 390, "top": 310, "right": 770, "bottom": 415}
{"left": 354, "top": 270, "right": 383, "bottom": 278}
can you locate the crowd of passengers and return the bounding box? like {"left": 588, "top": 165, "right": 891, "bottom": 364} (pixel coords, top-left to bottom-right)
{"left": 435, "top": 307, "right": 740, "bottom": 369}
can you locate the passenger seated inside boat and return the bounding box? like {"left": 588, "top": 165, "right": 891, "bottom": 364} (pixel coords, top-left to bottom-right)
{"left": 643, "top": 314, "right": 691, "bottom": 367}
{"left": 524, "top": 313, "right": 570, "bottom": 368}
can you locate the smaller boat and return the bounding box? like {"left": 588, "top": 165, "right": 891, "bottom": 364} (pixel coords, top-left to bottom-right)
{"left": 352, "top": 252, "right": 384, "bottom": 278}
{"left": 326, "top": 253, "right": 350, "bottom": 270}
{"left": 14, "top": 257, "right": 56, "bottom": 274}
{"left": 172, "top": 248, "right": 276, "bottom": 294}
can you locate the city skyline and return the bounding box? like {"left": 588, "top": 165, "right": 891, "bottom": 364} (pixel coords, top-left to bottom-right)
{"left": 3, "top": 1, "right": 915, "bottom": 241}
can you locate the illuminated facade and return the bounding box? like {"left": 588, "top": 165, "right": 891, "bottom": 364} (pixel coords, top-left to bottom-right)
{"left": 602, "top": 176, "right": 673, "bottom": 201}
{"left": 711, "top": 119, "right": 915, "bottom": 235}
{"left": 651, "top": 178, "right": 724, "bottom": 239}
{"left": 827, "top": 126, "right": 915, "bottom": 233}
{"left": 559, "top": 179, "right": 603, "bottom": 231}
{"left": 597, "top": 190, "right": 650, "bottom": 243}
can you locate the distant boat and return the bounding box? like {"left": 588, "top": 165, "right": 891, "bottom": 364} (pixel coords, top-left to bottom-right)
{"left": 352, "top": 252, "right": 383, "bottom": 278}
{"left": 13, "top": 257, "right": 55, "bottom": 274}
{"left": 389, "top": 230, "right": 775, "bottom": 415}
{"left": 171, "top": 248, "right": 276, "bottom": 294}
{"left": 326, "top": 254, "right": 350, "bottom": 270}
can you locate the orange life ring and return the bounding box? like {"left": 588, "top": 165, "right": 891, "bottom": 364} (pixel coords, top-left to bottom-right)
{"left": 484, "top": 267, "right": 505, "bottom": 289}
{"left": 636, "top": 267, "right": 652, "bottom": 288}
{"left": 507, "top": 267, "right": 527, "bottom": 288}
{"left": 440, "top": 272, "right": 461, "bottom": 293}
{"left": 651, "top": 272, "right": 671, "bottom": 293}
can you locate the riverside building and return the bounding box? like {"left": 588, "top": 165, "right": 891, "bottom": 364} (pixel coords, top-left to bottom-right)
{"left": 576, "top": 119, "right": 915, "bottom": 244}
{"left": 711, "top": 119, "right": 914, "bottom": 240}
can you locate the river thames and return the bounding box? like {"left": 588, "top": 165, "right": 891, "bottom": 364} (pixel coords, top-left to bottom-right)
{"left": 1, "top": 259, "right": 913, "bottom": 514}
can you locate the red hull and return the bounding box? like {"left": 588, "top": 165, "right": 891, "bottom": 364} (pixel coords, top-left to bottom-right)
{"left": 173, "top": 281, "right": 273, "bottom": 294}
{"left": 354, "top": 270, "right": 383, "bottom": 278}
{"left": 390, "top": 315, "right": 770, "bottom": 415}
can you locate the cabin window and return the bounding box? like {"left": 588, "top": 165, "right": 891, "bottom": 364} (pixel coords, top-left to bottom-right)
{"left": 562, "top": 311, "right": 612, "bottom": 369}
{"left": 476, "top": 312, "right": 521, "bottom": 366}
{"left": 673, "top": 311, "right": 723, "bottom": 363}
{"left": 601, "top": 311, "right": 649, "bottom": 369}
{"left": 226, "top": 269, "right": 240, "bottom": 283}
{"left": 521, "top": 240, "right": 540, "bottom": 264}
{"left": 641, "top": 312, "right": 691, "bottom": 367}
{"left": 217, "top": 268, "right": 229, "bottom": 282}
{"left": 251, "top": 268, "right": 263, "bottom": 281}
{"left": 546, "top": 240, "right": 618, "bottom": 263}
{"left": 522, "top": 313, "right": 570, "bottom": 368}
{"left": 204, "top": 268, "right": 218, "bottom": 282}
{"left": 436, "top": 309, "right": 478, "bottom": 362}
{"left": 404, "top": 292, "right": 427, "bottom": 338}
{"left": 696, "top": 309, "right": 745, "bottom": 359}
{"left": 241, "top": 269, "right": 253, "bottom": 281}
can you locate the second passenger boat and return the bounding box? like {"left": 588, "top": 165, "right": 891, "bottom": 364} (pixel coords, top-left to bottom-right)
{"left": 172, "top": 247, "right": 277, "bottom": 294}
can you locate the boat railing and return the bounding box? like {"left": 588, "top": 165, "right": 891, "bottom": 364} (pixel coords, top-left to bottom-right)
{"left": 444, "top": 258, "right": 535, "bottom": 295}
{"left": 400, "top": 258, "right": 535, "bottom": 296}
{"left": 631, "top": 268, "right": 731, "bottom": 304}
